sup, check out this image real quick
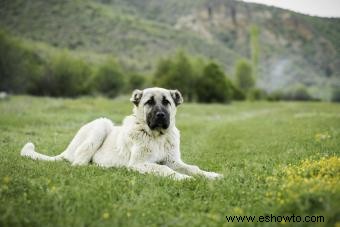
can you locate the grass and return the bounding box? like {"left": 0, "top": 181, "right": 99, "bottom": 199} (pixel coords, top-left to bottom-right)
{"left": 0, "top": 96, "right": 339, "bottom": 226}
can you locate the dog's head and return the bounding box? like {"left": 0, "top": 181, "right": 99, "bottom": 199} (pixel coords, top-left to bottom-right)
{"left": 130, "top": 87, "right": 183, "bottom": 131}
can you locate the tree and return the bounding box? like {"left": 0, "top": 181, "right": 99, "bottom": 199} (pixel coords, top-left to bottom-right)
{"left": 196, "top": 62, "right": 232, "bottom": 103}
{"left": 235, "top": 59, "right": 254, "bottom": 93}
{"left": 250, "top": 25, "right": 260, "bottom": 79}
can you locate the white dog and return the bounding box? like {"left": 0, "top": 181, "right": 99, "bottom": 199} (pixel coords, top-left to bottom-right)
{"left": 21, "top": 87, "right": 223, "bottom": 180}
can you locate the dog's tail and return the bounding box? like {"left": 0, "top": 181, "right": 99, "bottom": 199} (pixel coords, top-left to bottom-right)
{"left": 20, "top": 142, "right": 64, "bottom": 161}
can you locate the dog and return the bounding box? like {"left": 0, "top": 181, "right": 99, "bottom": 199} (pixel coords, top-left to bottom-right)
{"left": 21, "top": 87, "right": 223, "bottom": 180}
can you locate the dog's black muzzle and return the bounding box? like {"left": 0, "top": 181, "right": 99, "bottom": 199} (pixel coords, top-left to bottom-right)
{"left": 147, "top": 107, "right": 170, "bottom": 130}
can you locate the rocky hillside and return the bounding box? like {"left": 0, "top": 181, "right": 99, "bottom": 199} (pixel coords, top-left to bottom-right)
{"left": 0, "top": 0, "right": 339, "bottom": 99}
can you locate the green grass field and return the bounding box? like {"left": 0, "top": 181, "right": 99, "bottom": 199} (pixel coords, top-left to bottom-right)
{"left": 0, "top": 96, "right": 339, "bottom": 226}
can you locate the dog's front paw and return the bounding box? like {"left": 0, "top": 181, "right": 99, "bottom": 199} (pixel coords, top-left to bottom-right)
{"left": 172, "top": 173, "right": 193, "bottom": 181}
{"left": 202, "top": 171, "right": 223, "bottom": 180}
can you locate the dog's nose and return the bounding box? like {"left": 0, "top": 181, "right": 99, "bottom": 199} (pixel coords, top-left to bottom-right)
{"left": 156, "top": 112, "right": 165, "bottom": 119}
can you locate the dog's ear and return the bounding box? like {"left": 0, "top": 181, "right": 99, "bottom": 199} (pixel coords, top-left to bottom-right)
{"left": 170, "top": 90, "right": 183, "bottom": 106}
{"left": 130, "top": 89, "right": 143, "bottom": 106}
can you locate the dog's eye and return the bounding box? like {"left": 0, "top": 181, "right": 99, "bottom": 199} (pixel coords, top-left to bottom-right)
{"left": 162, "top": 99, "right": 170, "bottom": 105}
{"left": 145, "top": 99, "right": 155, "bottom": 105}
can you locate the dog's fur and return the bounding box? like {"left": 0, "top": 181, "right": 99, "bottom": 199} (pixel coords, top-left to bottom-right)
{"left": 21, "top": 87, "right": 222, "bottom": 180}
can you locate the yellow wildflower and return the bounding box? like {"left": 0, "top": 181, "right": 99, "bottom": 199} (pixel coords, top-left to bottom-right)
{"left": 3, "top": 176, "right": 10, "bottom": 184}
{"left": 314, "top": 132, "right": 331, "bottom": 141}
{"left": 102, "top": 212, "right": 110, "bottom": 220}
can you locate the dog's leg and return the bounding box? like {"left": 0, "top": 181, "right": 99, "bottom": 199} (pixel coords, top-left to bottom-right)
{"left": 166, "top": 159, "right": 223, "bottom": 180}
{"left": 20, "top": 118, "right": 114, "bottom": 164}
{"left": 127, "top": 145, "right": 191, "bottom": 180}
{"left": 130, "top": 163, "right": 192, "bottom": 180}
{"left": 71, "top": 119, "right": 112, "bottom": 166}
{"left": 71, "top": 137, "right": 104, "bottom": 166}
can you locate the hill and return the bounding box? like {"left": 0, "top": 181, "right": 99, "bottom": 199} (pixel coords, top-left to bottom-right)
{"left": 0, "top": 0, "right": 339, "bottom": 99}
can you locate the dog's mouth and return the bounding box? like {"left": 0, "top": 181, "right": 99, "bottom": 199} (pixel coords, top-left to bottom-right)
{"left": 148, "top": 119, "right": 169, "bottom": 130}
{"left": 146, "top": 107, "right": 170, "bottom": 131}
{"left": 147, "top": 115, "right": 170, "bottom": 130}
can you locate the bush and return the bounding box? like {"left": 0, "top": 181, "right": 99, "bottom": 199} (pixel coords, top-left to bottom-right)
{"left": 196, "top": 62, "right": 232, "bottom": 103}
{"left": 331, "top": 87, "right": 340, "bottom": 102}
{"left": 235, "top": 59, "right": 255, "bottom": 94}
{"left": 267, "top": 85, "right": 314, "bottom": 101}
{"left": 94, "top": 59, "right": 125, "bottom": 98}
{"left": 248, "top": 88, "right": 267, "bottom": 101}
{"left": 230, "top": 83, "right": 246, "bottom": 101}
{"left": 0, "top": 31, "right": 42, "bottom": 94}
{"left": 153, "top": 51, "right": 195, "bottom": 101}
{"left": 32, "top": 52, "right": 92, "bottom": 97}
{"left": 267, "top": 90, "right": 284, "bottom": 101}
{"left": 126, "top": 73, "right": 146, "bottom": 91}
{"left": 283, "top": 84, "right": 313, "bottom": 101}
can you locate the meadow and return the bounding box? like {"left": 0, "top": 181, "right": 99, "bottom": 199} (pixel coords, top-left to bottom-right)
{"left": 0, "top": 96, "right": 339, "bottom": 226}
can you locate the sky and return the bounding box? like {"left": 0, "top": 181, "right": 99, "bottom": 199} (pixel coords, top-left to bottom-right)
{"left": 240, "top": 0, "right": 340, "bottom": 18}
